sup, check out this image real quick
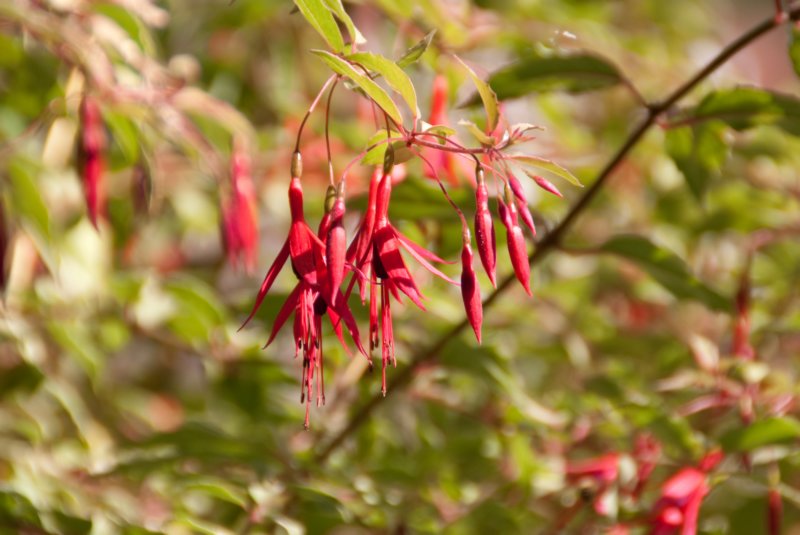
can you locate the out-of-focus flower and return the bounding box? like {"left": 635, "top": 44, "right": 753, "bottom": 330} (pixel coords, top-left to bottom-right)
{"left": 78, "top": 94, "right": 106, "bottom": 228}
{"left": 222, "top": 140, "right": 259, "bottom": 272}
{"left": 650, "top": 450, "right": 722, "bottom": 535}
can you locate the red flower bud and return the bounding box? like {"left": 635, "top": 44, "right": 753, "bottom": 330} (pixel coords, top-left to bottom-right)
{"left": 460, "top": 236, "right": 483, "bottom": 343}
{"left": 326, "top": 185, "right": 346, "bottom": 305}
{"left": 78, "top": 95, "right": 106, "bottom": 228}
{"left": 507, "top": 173, "right": 536, "bottom": 236}
{"left": 499, "top": 185, "right": 531, "bottom": 296}
{"left": 528, "top": 172, "right": 563, "bottom": 198}
{"left": 474, "top": 168, "right": 497, "bottom": 286}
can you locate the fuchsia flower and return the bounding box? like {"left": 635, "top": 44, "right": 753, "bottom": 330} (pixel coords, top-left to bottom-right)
{"left": 566, "top": 453, "right": 620, "bottom": 516}
{"left": 78, "top": 94, "right": 106, "bottom": 228}
{"left": 242, "top": 152, "right": 366, "bottom": 428}
{"left": 346, "top": 157, "right": 457, "bottom": 393}
{"left": 222, "top": 140, "right": 259, "bottom": 272}
{"left": 650, "top": 450, "right": 722, "bottom": 535}
{"left": 460, "top": 234, "right": 483, "bottom": 343}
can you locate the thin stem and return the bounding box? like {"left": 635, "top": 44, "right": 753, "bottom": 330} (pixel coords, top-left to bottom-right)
{"left": 294, "top": 74, "right": 337, "bottom": 154}
{"left": 312, "top": 3, "right": 800, "bottom": 464}
{"left": 325, "top": 78, "right": 339, "bottom": 185}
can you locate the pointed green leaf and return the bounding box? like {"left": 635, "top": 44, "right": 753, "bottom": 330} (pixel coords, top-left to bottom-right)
{"left": 293, "top": 0, "right": 345, "bottom": 52}
{"left": 486, "top": 52, "right": 622, "bottom": 99}
{"left": 721, "top": 417, "right": 800, "bottom": 452}
{"left": 312, "top": 50, "right": 403, "bottom": 126}
{"left": 455, "top": 56, "right": 499, "bottom": 132}
{"left": 458, "top": 119, "right": 495, "bottom": 146}
{"left": 665, "top": 122, "right": 728, "bottom": 200}
{"left": 322, "top": 0, "right": 365, "bottom": 47}
{"left": 599, "top": 234, "right": 731, "bottom": 312}
{"left": 678, "top": 88, "right": 800, "bottom": 136}
{"left": 361, "top": 129, "right": 412, "bottom": 166}
{"left": 508, "top": 153, "right": 582, "bottom": 187}
{"left": 349, "top": 52, "right": 419, "bottom": 119}
{"left": 396, "top": 30, "right": 436, "bottom": 68}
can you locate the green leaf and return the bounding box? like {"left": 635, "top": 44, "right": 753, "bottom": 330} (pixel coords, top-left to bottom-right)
{"left": 8, "top": 157, "right": 50, "bottom": 242}
{"left": 665, "top": 122, "right": 727, "bottom": 200}
{"left": 721, "top": 417, "right": 800, "bottom": 452}
{"left": 348, "top": 52, "right": 419, "bottom": 119}
{"left": 321, "top": 0, "right": 365, "bottom": 47}
{"left": 292, "top": 0, "right": 345, "bottom": 52}
{"left": 456, "top": 56, "right": 499, "bottom": 132}
{"left": 599, "top": 234, "right": 731, "bottom": 311}
{"left": 312, "top": 50, "right": 403, "bottom": 125}
{"left": 421, "top": 122, "right": 456, "bottom": 140}
{"left": 458, "top": 119, "right": 495, "bottom": 146}
{"left": 486, "top": 52, "right": 622, "bottom": 99}
{"left": 361, "top": 128, "right": 413, "bottom": 166}
{"left": 396, "top": 30, "right": 436, "bottom": 68}
{"left": 679, "top": 87, "right": 800, "bottom": 136}
{"left": 789, "top": 27, "right": 800, "bottom": 79}
{"left": 508, "top": 153, "right": 582, "bottom": 187}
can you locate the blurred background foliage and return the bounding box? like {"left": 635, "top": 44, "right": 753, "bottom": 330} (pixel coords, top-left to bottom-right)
{"left": 1, "top": 0, "right": 800, "bottom": 533}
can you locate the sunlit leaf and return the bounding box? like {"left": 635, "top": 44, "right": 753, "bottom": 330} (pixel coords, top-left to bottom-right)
{"left": 312, "top": 50, "right": 403, "bottom": 125}
{"left": 292, "top": 0, "right": 345, "bottom": 52}
{"left": 396, "top": 30, "right": 436, "bottom": 68}
{"left": 508, "top": 153, "right": 582, "bottom": 187}
{"left": 349, "top": 52, "right": 419, "bottom": 119}
{"left": 455, "top": 56, "right": 499, "bottom": 132}
{"left": 321, "top": 0, "right": 365, "bottom": 47}
{"left": 721, "top": 417, "right": 800, "bottom": 452}
{"left": 458, "top": 119, "right": 495, "bottom": 146}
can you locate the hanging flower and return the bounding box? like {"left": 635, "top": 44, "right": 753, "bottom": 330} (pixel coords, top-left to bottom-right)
{"left": 242, "top": 152, "right": 366, "bottom": 428}
{"left": 566, "top": 453, "right": 620, "bottom": 516}
{"left": 650, "top": 450, "right": 722, "bottom": 535}
{"left": 78, "top": 94, "right": 106, "bottom": 228}
{"left": 346, "top": 153, "right": 457, "bottom": 393}
{"left": 222, "top": 139, "right": 259, "bottom": 272}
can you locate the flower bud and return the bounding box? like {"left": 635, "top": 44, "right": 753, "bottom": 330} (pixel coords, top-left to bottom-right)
{"left": 326, "top": 184, "right": 346, "bottom": 305}
{"left": 460, "top": 236, "right": 483, "bottom": 343}
{"left": 529, "top": 173, "right": 563, "bottom": 198}
{"left": 507, "top": 173, "right": 535, "bottom": 236}
{"left": 499, "top": 184, "right": 531, "bottom": 296}
{"left": 473, "top": 167, "right": 497, "bottom": 287}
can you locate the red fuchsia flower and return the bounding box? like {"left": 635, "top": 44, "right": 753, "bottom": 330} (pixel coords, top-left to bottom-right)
{"left": 346, "top": 155, "right": 457, "bottom": 393}
{"left": 566, "top": 453, "right": 620, "bottom": 516}
{"left": 222, "top": 140, "right": 259, "bottom": 272}
{"left": 497, "top": 183, "right": 532, "bottom": 295}
{"left": 460, "top": 230, "right": 482, "bottom": 343}
{"left": 473, "top": 167, "right": 497, "bottom": 287}
{"left": 650, "top": 450, "right": 722, "bottom": 535}
{"left": 242, "top": 152, "right": 366, "bottom": 428}
{"left": 424, "top": 75, "right": 460, "bottom": 186}
{"left": 78, "top": 94, "right": 106, "bottom": 228}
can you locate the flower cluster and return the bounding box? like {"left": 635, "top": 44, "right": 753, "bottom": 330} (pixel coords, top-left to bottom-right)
{"left": 236, "top": 70, "right": 575, "bottom": 425}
